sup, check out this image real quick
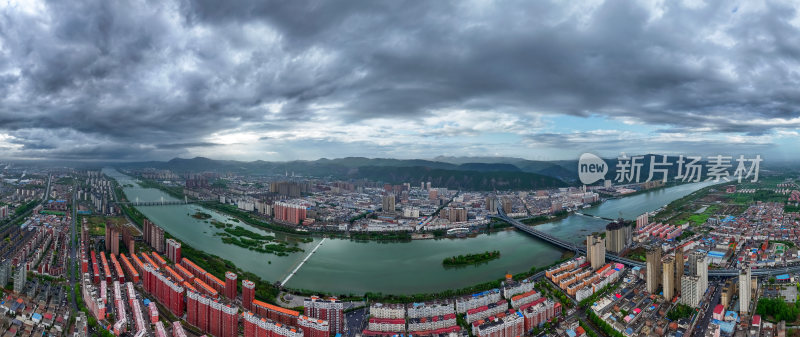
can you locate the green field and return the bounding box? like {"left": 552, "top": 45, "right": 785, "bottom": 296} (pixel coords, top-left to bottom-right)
{"left": 675, "top": 205, "right": 719, "bottom": 226}
{"left": 80, "top": 215, "right": 130, "bottom": 236}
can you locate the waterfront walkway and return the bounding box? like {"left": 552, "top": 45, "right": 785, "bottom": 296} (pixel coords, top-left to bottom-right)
{"left": 281, "top": 238, "right": 326, "bottom": 286}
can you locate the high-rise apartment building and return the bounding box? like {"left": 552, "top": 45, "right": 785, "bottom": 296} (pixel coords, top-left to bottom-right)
{"left": 273, "top": 201, "right": 308, "bottom": 225}
{"left": 674, "top": 250, "right": 684, "bottom": 296}
{"left": 225, "top": 271, "right": 237, "bottom": 300}
{"left": 105, "top": 223, "right": 120, "bottom": 255}
{"left": 0, "top": 260, "right": 11, "bottom": 288}
{"left": 242, "top": 311, "right": 304, "bottom": 337}
{"left": 662, "top": 256, "right": 675, "bottom": 300}
{"left": 605, "top": 220, "right": 631, "bottom": 254}
{"left": 680, "top": 275, "right": 701, "bottom": 307}
{"left": 13, "top": 263, "right": 26, "bottom": 293}
{"left": 486, "top": 197, "right": 497, "bottom": 213}
{"left": 122, "top": 228, "right": 135, "bottom": 255}
{"left": 444, "top": 207, "right": 468, "bottom": 223}
{"left": 740, "top": 265, "right": 752, "bottom": 314}
{"left": 636, "top": 213, "right": 649, "bottom": 228}
{"left": 269, "top": 181, "right": 308, "bottom": 198}
{"left": 721, "top": 280, "right": 736, "bottom": 308}
{"left": 304, "top": 296, "right": 344, "bottom": 334}
{"left": 185, "top": 291, "right": 239, "bottom": 337}
{"left": 586, "top": 234, "right": 605, "bottom": 270}
{"left": 501, "top": 198, "right": 512, "bottom": 214}
{"left": 689, "top": 251, "right": 708, "bottom": 295}
{"left": 143, "top": 219, "right": 165, "bottom": 253}
{"left": 382, "top": 195, "right": 396, "bottom": 212}
{"left": 166, "top": 238, "right": 181, "bottom": 263}
{"left": 243, "top": 279, "right": 255, "bottom": 311}
{"left": 646, "top": 246, "right": 662, "bottom": 294}
{"left": 141, "top": 263, "right": 185, "bottom": 316}
{"left": 298, "top": 315, "right": 330, "bottom": 337}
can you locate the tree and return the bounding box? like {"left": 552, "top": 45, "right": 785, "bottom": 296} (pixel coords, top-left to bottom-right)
{"left": 667, "top": 304, "right": 693, "bottom": 321}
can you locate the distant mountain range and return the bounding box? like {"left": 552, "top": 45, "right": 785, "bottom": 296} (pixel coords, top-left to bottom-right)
{"left": 118, "top": 154, "right": 775, "bottom": 190}
{"left": 121, "top": 156, "right": 569, "bottom": 190}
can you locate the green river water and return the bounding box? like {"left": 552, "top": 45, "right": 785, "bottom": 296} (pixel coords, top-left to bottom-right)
{"left": 104, "top": 168, "right": 714, "bottom": 295}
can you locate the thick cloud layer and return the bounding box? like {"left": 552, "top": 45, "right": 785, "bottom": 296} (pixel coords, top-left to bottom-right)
{"left": 0, "top": 0, "right": 798, "bottom": 160}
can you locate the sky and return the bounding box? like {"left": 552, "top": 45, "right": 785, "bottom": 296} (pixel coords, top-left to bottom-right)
{"left": 0, "top": 0, "right": 799, "bottom": 162}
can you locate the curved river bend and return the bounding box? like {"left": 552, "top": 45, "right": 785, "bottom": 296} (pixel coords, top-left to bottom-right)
{"left": 105, "top": 168, "right": 713, "bottom": 295}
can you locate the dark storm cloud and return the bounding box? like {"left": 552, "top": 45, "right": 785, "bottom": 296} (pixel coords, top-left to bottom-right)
{"left": 156, "top": 142, "right": 223, "bottom": 149}
{"left": 525, "top": 131, "right": 773, "bottom": 157}
{"left": 0, "top": 0, "right": 798, "bottom": 160}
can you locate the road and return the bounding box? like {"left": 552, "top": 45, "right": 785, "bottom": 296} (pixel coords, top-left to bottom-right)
{"left": 68, "top": 182, "right": 79, "bottom": 312}
{"left": 344, "top": 307, "right": 368, "bottom": 337}
{"left": 576, "top": 309, "right": 605, "bottom": 337}
{"left": 691, "top": 282, "right": 722, "bottom": 337}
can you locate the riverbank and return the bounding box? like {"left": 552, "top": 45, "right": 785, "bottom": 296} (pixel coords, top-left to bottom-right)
{"left": 120, "top": 187, "right": 570, "bottom": 304}
{"left": 602, "top": 181, "right": 688, "bottom": 199}
{"left": 134, "top": 177, "right": 185, "bottom": 199}
{"left": 112, "top": 178, "right": 287, "bottom": 305}
{"left": 105, "top": 168, "right": 715, "bottom": 296}
{"left": 201, "top": 201, "right": 312, "bottom": 236}
{"left": 128, "top": 176, "right": 659, "bottom": 245}
{"left": 651, "top": 182, "right": 726, "bottom": 224}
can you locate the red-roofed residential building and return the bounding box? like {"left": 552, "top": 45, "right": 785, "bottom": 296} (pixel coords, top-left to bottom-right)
{"left": 151, "top": 252, "right": 167, "bottom": 267}
{"left": 225, "top": 271, "right": 237, "bottom": 299}
{"left": 472, "top": 309, "right": 524, "bottom": 337}
{"left": 242, "top": 312, "right": 304, "bottom": 337}
{"left": 466, "top": 300, "right": 509, "bottom": 323}
{"left": 510, "top": 290, "right": 540, "bottom": 309}
{"left": 298, "top": 315, "right": 330, "bottom": 337}
{"left": 713, "top": 304, "right": 724, "bottom": 320}
{"left": 304, "top": 296, "right": 345, "bottom": 334}
{"left": 253, "top": 299, "right": 300, "bottom": 326}
{"left": 193, "top": 278, "right": 219, "bottom": 298}
{"left": 243, "top": 280, "right": 255, "bottom": 311}
{"left": 166, "top": 238, "right": 182, "bottom": 263}
{"left": 174, "top": 263, "right": 194, "bottom": 281}
{"left": 367, "top": 318, "right": 406, "bottom": 333}
{"left": 186, "top": 291, "right": 239, "bottom": 337}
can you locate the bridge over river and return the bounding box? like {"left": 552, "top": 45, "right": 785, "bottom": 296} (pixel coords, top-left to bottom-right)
{"left": 114, "top": 196, "right": 214, "bottom": 207}
{"left": 496, "top": 207, "right": 800, "bottom": 278}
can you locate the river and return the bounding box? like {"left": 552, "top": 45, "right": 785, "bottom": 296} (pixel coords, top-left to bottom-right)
{"left": 104, "top": 168, "right": 715, "bottom": 295}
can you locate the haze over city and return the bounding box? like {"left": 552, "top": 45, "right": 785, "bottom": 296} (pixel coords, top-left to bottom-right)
{"left": 1, "top": 0, "right": 800, "bottom": 161}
